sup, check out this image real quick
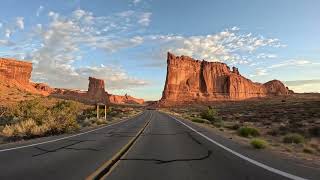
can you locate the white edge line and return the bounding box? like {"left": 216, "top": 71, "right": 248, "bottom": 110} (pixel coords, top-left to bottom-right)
{"left": 0, "top": 112, "right": 145, "bottom": 153}
{"left": 167, "top": 113, "right": 308, "bottom": 180}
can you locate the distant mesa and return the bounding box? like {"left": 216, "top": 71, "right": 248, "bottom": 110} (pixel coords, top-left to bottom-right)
{"left": 0, "top": 57, "right": 144, "bottom": 105}
{"left": 158, "top": 52, "right": 292, "bottom": 106}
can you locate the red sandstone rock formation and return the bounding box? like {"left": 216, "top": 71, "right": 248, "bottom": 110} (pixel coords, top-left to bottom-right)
{"left": 51, "top": 77, "right": 109, "bottom": 104}
{"left": 87, "top": 77, "right": 108, "bottom": 103}
{"left": 0, "top": 58, "right": 49, "bottom": 95}
{"left": 159, "top": 52, "right": 290, "bottom": 106}
{"left": 0, "top": 58, "right": 144, "bottom": 105}
{"left": 0, "top": 58, "right": 32, "bottom": 85}
{"left": 109, "top": 94, "right": 144, "bottom": 105}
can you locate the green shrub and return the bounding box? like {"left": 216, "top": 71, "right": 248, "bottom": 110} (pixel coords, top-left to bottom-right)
{"left": 212, "top": 119, "right": 224, "bottom": 128}
{"left": 14, "top": 98, "right": 48, "bottom": 124}
{"left": 283, "top": 133, "right": 305, "bottom": 144}
{"left": 48, "top": 101, "right": 80, "bottom": 133}
{"left": 251, "top": 138, "right": 268, "bottom": 149}
{"left": 1, "top": 100, "right": 81, "bottom": 139}
{"left": 303, "top": 147, "right": 314, "bottom": 154}
{"left": 191, "top": 117, "right": 209, "bottom": 124}
{"left": 200, "top": 106, "right": 220, "bottom": 122}
{"left": 224, "top": 123, "right": 240, "bottom": 130}
{"left": 238, "top": 127, "right": 260, "bottom": 137}
{"left": 308, "top": 126, "right": 320, "bottom": 137}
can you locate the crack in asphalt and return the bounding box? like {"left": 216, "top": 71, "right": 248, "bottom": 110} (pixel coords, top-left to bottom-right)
{"left": 120, "top": 150, "right": 212, "bottom": 164}
{"left": 32, "top": 140, "right": 99, "bottom": 157}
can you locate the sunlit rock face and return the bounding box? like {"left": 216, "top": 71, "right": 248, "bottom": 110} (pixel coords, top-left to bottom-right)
{"left": 0, "top": 58, "right": 145, "bottom": 105}
{"left": 109, "top": 94, "right": 144, "bottom": 105}
{"left": 159, "top": 52, "right": 290, "bottom": 106}
{"left": 0, "top": 58, "right": 32, "bottom": 85}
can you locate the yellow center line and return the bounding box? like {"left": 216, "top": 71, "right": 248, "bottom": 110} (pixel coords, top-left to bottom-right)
{"left": 86, "top": 112, "right": 153, "bottom": 180}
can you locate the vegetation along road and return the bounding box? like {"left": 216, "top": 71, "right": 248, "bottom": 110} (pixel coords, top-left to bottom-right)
{"left": 0, "top": 110, "right": 318, "bottom": 180}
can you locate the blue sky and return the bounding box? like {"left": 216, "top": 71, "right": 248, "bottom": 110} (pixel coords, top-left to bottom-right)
{"left": 0, "top": 0, "right": 319, "bottom": 100}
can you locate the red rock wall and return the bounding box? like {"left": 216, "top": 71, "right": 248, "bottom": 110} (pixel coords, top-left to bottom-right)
{"left": 0, "top": 58, "right": 32, "bottom": 84}
{"left": 51, "top": 77, "right": 109, "bottom": 104}
{"left": 160, "top": 52, "right": 289, "bottom": 106}
{"left": 109, "top": 94, "right": 144, "bottom": 105}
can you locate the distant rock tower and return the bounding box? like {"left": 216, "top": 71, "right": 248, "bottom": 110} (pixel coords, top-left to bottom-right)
{"left": 87, "top": 77, "right": 108, "bottom": 104}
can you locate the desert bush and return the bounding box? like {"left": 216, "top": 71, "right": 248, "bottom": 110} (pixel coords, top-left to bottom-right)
{"left": 238, "top": 127, "right": 260, "bottom": 137}
{"left": 250, "top": 138, "right": 268, "bottom": 149}
{"left": 1, "top": 100, "right": 81, "bottom": 139}
{"left": 212, "top": 119, "right": 224, "bottom": 128}
{"left": 1, "top": 119, "right": 48, "bottom": 138}
{"left": 48, "top": 101, "right": 80, "bottom": 133}
{"left": 308, "top": 126, "right": 320, "bottom": 137}
{"left": 225, "top": 123, "right": 240, "bottom": 130}
{"left": 303, "top": 147, "right": 314, "bottom": 154}
{"left": 96, "top": 118, "right": 108, "bottom": 125}
{"left": 283, "top": 133, "right": 305, "bottom": 144}
{"left": 200, "top": 106, "right": 221, "bottom": 122}
{"left": 191, "top": 117, "right": 210, "bottom": 124}
{"left": 14, "top": 98, "right": 48, "bottom": 124}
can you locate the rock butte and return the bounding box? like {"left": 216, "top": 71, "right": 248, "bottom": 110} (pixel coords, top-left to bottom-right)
{"left": 158, "top": 52, "right": 291, "bottom": 106}
{"left": 0, "top": 57, "right": 144, "bottom": 105}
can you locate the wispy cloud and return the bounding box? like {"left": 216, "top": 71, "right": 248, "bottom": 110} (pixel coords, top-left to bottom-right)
{"left": 4, "top": 8, "right": 151, "bottom": 91}
{"left": 36, "top": 6, "right": 44, "bottom": 17}
{"left": 284, "top": 79, "right": 320, "bottom": 93}
{"left": 15, "top": 17, "right": 24, "bottom": 30}
{"left": 249, "top": 68, "right": 268, "bottom": 77}
{"left": 133, "top": 0, "right": 142, "bottom": 5}
{"left": 284, "top": 79, "right": 320, "bottom": 86}
{"left": 268, "top": 59, "right": 312, "bottom": 69}
{"left": 141, "top": 27, "right": 284, "bottom": 66}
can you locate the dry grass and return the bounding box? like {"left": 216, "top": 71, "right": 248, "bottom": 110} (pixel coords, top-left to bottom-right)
{"left": 163, "top": 93, "right": 320, "bottom": 159}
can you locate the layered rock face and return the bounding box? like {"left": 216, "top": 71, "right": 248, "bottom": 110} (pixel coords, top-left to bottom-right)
{"left": 51, "top": 77, "right": 109, "bottom": 104}
{"left": 0, "top": 58, "right": 32, "bottom": 84}
{"left": 0, "top": 58, "right": 144, "bottom": 105}
{"left": 160, "top": 53, "right": 289, "bottom": 106}
{"left": 87, "top": 77, "right": 108, "bottom": 103}
{"left": 109, "top": 94, "right": 144, "bottom": 105}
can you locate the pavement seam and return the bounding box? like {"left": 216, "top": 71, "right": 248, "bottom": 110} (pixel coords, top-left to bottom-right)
{"left": 0, "top": 112, "right": 144, "bottom": 153}
{"left": 164, "top": 112, "right": 308, "bottom": 180}
{"left": 86, "top": 112, "right": 152, "bottom": 180}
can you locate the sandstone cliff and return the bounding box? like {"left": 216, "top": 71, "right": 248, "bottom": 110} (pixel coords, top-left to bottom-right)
{"left": 0, "top": 58, "right": 32, "bottom": 85}
{"left": 0, "top": 58, "right": 144, "bottom": 105}
{"left": 159, "top": 52, "right": 290, "bottom": 106}
{"left": 109, "top": 94, "right": 144, "bottom": 105}
{"left": 50, "top": 77, "right": 109, "bottom": 104}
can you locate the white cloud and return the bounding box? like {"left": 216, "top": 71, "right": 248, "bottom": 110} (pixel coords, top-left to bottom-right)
{"left": 16, "top": 9, "right": 150, "bottom": 91}
{"left": 249, "top": 68, "right": 268, "bottom": 77}
{"left": 0, "top": 39, "right": 14, "bottom": 46}
{"left": 75, "top": 65, "right": 148, "bottom": 90}
{"left": 138, "top": 12, "right": 152, "bottom": 26}
{"left": 133, "top": 0, "right": 141, "bottom": 4}
{"left": 256, "top": 53, "right": 277, "bottom": 59}
{"left": 284, "top": 80, "right": 320, "bottom": 93}
{"left": 268, "top": 59, "right": 311, "bottom": 68}
{"left": 36, "top": 6, "right": 44, "bottom": 17}
{"left": 16, "top": 17, "right": 24, "bottom": 30}
{"left": 5, "top": 29, "right": 11, "bottom": 38}
{"left": 231, "top": 26, "right": 240, "bottom": 31}
{"left": 143, "top": 27, "right": 284, "bottom": 66}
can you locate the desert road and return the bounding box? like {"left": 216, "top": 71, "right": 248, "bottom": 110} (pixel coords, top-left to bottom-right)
{"left": 0, "top": 111, "right": 318, "bottom": 180}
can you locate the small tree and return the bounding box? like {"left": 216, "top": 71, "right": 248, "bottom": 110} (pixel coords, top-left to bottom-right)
{"left": 200, "top": 106, "right": 220, "bottom": 122}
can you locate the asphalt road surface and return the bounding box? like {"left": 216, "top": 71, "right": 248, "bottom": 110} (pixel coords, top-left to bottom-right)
{"left": 0, "top": 110, "right": 318, "bottom": 180}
